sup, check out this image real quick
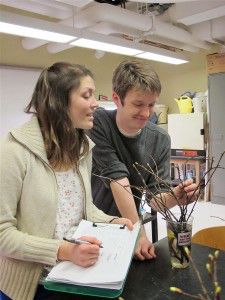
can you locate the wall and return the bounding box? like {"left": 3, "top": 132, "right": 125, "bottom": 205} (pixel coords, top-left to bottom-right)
{"left": 160, "top": 68, "right": 208, "bottom": 114}
{"left": 0, "top": 65, "right": 41, "bottom": 136}
{"left": 149, "top": 51, "right": 210, "bottom": 113}
{"left": 0, "top": 34, "right": 125, "bottom": 101}
{"left": 0, "top": 33, "right": 219, "bottom": 116}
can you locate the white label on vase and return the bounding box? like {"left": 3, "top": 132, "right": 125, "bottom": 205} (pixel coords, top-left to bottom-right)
{"left": 178, "top": 232, "right": 191, "bottom": 246}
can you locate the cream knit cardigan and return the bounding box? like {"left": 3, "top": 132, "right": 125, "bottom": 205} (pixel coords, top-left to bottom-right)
{"left": 0, "top": 116, "right": 113, "bottom": 300}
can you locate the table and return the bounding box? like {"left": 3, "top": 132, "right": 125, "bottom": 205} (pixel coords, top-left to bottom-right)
{"left": 46, "top": 238, "right": 225, "bottom": 300}
{"left": 121, "top": 239, "right": 225, "bottom": 300}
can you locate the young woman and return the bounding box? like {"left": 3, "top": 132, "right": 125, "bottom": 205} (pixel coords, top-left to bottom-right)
{"left": 0, "top": 62, "right": 132, "bottom": 300}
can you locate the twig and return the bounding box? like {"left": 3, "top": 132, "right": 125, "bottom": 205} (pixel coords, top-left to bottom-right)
{"left": 170, "top": 288, "right": 206, "bottom": 300}
{"left": 171, "top": 249, "right": 222, "bottom": 300}
{"left": 93, "top": 152, "right": 225, "bottom": 226}
{"left": 210, "top": 216, "right": 225, "bottom": 222}
{"left": 187, "top": 249, "right": 211, "bottom": 300}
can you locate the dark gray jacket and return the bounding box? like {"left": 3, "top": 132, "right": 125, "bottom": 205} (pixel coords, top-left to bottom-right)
{"left": 88, "top": 108, "right": 171, "bottom": 216}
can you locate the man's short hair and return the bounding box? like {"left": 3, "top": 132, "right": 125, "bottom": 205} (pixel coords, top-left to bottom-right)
{"left": 112, "top": 60, "right": 161, "bottom": 103}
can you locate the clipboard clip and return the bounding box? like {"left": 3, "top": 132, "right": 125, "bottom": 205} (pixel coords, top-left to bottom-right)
{"left": 141, "top": 212, "right": 157, "bottom": 225}
{"left": 92, "top": 222, "right": 126, "bottom": 229}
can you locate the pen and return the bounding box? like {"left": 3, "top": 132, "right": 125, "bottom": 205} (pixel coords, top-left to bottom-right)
{"left": 63, "top": 237, "right": 103, "bottom": 248}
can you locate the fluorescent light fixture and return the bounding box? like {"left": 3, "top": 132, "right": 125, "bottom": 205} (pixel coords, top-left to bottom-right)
{"left": 69, "top": 31, "right": 189, "bottom": 64}
{"left": 71, "top": 39, "right": 142, "bottom": 56}
{"left": 0, "top": 11, "right": 189, "bottom": 64}
{"left": 135, "top": 43, "right": 189, "bottom": 65}
{"left": 135, "top": 52, "right": 188, "bottom": 65}
{"left": 0, "top": 11, "right": 78, "bottom": 43}
{"left": 70, "top": 31, "right": 143, "bottom": 56}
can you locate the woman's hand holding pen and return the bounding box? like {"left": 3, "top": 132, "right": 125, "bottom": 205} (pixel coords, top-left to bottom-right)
{"left": 57, "top": 218, "right": 132, "bottom": 267}
{"left": 57, "top": 236, "right": 102, "bottom": 268}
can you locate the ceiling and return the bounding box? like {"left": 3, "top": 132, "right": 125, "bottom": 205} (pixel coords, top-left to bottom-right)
{"left": 1, "top": 0, "right": 225, "bottom": 60}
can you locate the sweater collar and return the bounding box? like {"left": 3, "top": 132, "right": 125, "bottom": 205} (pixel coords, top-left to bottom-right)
{"left": 10, "top": 115, "right": 94, "bottom": 165}
{"left": 10, "top": 115, "right": 49, "bottom": 164}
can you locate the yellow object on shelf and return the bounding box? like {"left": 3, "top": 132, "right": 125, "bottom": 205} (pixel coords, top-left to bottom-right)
{"left": 175, "top": 96, "right": 193, "bottom": 113}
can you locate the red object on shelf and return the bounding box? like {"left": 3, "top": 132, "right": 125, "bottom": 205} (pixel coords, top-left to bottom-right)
{"left": 176, "top": 150, "right": 198, "bottom": 157}
{"left": 184, "top": 150, "right": 198, "bottom": 157}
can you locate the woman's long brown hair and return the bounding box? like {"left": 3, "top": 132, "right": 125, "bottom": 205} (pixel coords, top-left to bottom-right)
{"left": 25, "top": 62, "right": 94, "bottom": 169}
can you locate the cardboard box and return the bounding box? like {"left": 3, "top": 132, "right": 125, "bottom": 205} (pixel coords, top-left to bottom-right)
{"left": 207, "top": 53, "right": 225, "bottom": 74}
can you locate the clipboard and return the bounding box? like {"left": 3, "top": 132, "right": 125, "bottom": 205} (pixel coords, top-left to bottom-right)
{"left": 44, "top": 220, "right": 140, "bottom": 298}
{"left": 44, "top": 273, "right": 126, "bottom": 298}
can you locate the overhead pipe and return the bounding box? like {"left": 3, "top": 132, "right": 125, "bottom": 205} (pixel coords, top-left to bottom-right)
{"left": 46, "top": 22, "right": 140, "bottom": 53}
{"left": 190, "top": 16, "right": 225, "bottom": 44}
{"left": 89, "top": 22, "right": 200, "bottom": 52}
{"left": 47, "top": 42, "right": 74, "bottom": 53}
{"left": 21, "top": 12, "right": 77, "bottom": 50}
{"left": 128, "top": 0, "right": 203, "bottom": 3}
{"left": 77, "top": 3, "right": 209, "bottom": 49}
{"left": 46, "top": 21, "right": 140, "bottom": 54}
{"left": 0, "top": 0, "right": 73, "bottom": 19}
{"left": 53, "top": 0, "right": 94, "bottom": 7}
{"left": 46, "top": 21, "right": 198, "bottom": 54}
{"left": 22, "top": 2, "right": 209, "bottom": 51}
{"left": 154, "top": 18, "right": 209, "bottom": 49}
{"left": 76, "top": 3, "right": 154, "bottom": 31}
{"left": 89, "top": 22, "right": 141, "bottom": 37}
{"left": 2, "top": 0, "right": 93, "bottom": 51}
{"left": 168, "top": 0, "right": 225, "bottom": 26}
{"left": 211, "top": 16, "right": 225, "bottom": 42}
{"left": 22, "top": 38, "right": 49, "bottom": 50}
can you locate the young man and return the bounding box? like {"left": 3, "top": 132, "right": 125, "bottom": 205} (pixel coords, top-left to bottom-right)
{"left": 89, "top": 60, "right": 197, "bottom": 260}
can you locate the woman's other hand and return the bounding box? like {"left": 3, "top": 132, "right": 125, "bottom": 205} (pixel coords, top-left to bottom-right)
{"left": 110, "top": 217, "right": 133, "bottom": 230}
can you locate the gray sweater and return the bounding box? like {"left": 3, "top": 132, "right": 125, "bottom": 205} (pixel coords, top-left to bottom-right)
{"left": 88, "top": 108, "right": 171, "bottom": 216}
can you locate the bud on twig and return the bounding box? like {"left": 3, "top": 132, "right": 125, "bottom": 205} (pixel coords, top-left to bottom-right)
{"left": 184, "top": 246, "right": 190, "bottom": 256}
{"left": 206, "top": 263, "right": 211, "bottom": 274}
{"left": 170, "top": 287, "right": 182, "bottom": 293}
{"left": 214, "top": 251, "right": 219, "bottom": 259}
{"left": 215, "top": 286, "right": 221, "bottom": 294}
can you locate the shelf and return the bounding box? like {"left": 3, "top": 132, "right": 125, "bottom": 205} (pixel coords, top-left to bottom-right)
{"left": 170, "top": 157, "right": 206, "bottom": 187}
{"left": 171, "top": 156, "right": 205, "bottom": 160}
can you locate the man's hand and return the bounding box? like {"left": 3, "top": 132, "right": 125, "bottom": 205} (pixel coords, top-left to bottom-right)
{"left": 174, "top": 178, "right": 199, "bottom": 205}
{"left": 134, "top": 230, "right": 156, "bottom": 260}
{"left": 152, "top": 178, "right": 200, "bottom": 212}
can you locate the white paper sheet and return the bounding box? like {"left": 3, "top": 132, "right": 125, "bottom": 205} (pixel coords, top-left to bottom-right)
{"left": 46, "top": 220, "right": 140, "bottom": 289}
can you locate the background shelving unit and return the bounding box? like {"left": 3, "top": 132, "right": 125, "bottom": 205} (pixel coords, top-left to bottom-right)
{"left": 170, "top": 156, "right": 206, "bottom": 187}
